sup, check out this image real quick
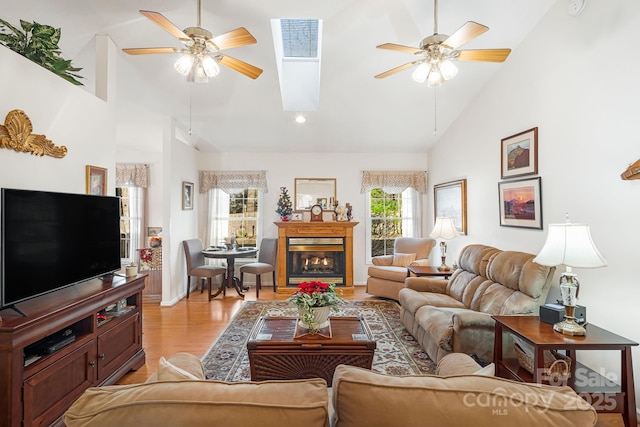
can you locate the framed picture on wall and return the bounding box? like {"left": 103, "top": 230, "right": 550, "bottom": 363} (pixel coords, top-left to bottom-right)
{"left": 498, "top": 177, "right": 542, "bottom": 229}
{"left": 433, "top": 179, "right": 467, "bottom": 235}
{"left": 501, "top": 127, "right": 538, "bottom": 179}
{"left": 86, "top": 165, "right": 107, "bottom": 195}
{"left": 182, "top": 181, "right": 194, "bottom": 210}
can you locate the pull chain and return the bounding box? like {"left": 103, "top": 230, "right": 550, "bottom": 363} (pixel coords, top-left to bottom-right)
{"left": 433, "top": 88, "right": 438, "bottom": 135}
{"left": 188, "top": 87, "right": 193, "bottom": 136}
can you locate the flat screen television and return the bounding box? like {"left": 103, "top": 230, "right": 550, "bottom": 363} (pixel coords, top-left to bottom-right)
{"left": 1, "top": 188, "right": 121, "bottom": 311}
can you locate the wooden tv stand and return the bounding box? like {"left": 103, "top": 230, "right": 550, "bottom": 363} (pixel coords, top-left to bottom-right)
{"left": 0, "top": 274, "right": 146, "bottom": 427}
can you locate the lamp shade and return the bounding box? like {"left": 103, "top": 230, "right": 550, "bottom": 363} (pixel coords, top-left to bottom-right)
{"left": 533, "top": 223, "right": 607, "bottom": 268}
{"left": 429, "top": 217, "right": 459, "bottom": 240}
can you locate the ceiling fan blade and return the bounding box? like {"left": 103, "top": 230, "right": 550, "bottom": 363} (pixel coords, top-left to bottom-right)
{"left": 376, "top": 43, "right": 422, "bottom": 55}
{"left": 374, "top": 62, "right": 418, "bottom": 79}
{"left": 140, "top": 10, "right": 190, "bottom": 40}
{"left": 211, "top": 27, "right": 257, "bottom": 50}
{"left": 218, "top": 55, "right": 263, "bottom": 79}
{"left": 456, "top": 48, "right": 511, "bottom": 62}
{"left": 122, "top": 47, "right": 179, "bottom": 55}
{"left": 442, "top": 21, "right": 489, "bottom": 49}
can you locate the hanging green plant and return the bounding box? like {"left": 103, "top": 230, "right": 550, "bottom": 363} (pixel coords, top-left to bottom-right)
{"left": 0, "top": 18, "right": 84, "bottom": 85}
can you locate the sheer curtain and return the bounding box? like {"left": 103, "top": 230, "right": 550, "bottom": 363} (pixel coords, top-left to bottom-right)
{"left": 200, "top": 170, "right": 268, "bottom": 248}
{"left": 116, "top": 164, "right": 149, "bottom": 262}
{"left": 205, "top": 189, "right": 231, "bottom": 248}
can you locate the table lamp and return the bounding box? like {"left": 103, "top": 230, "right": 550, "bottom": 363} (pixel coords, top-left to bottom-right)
{"left": 533, "top": 215, "right": 607, "bottom": 336}
{"left": 429, "top": 217, "right": 459, "bottom": 271}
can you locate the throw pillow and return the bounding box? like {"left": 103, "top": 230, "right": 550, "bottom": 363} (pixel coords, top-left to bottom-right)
{"left": 157, "top": 356, "right": 200, "bottom": 381}
{"left": 391, "top": 253, "right": 416, "bottom": 267}
{"left": 473, "top": 363, "right": 495, "bottom": 376}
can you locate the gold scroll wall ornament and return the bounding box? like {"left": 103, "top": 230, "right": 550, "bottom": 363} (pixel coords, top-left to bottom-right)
{"left": 0, "top": 109, "right": 67, "bottom": 158}
{"left": 621, "top": 159, "right": 640, "bottom": 181}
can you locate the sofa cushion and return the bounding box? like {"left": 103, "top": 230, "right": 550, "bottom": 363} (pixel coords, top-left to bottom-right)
{"left": 64, "top": 378, "right": 330, "bottom": 427}
{"left": 367, "top": 265, "right": 408, "bottom": 282}
{"left": 399, "top": 289, "right": 465, "bottom": 316}
{"left": 331, "top": 365, "right": 597, "bottom": 427}
{"left": 391, "top": 252, "right": 416, "bottom": 267}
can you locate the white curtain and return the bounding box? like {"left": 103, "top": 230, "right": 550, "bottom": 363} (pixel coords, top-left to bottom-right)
{"left": 401, "top": 188, "right": 421, "bottom": 237}
{"left": 205, "top": 189, "right": 231, "bottom": 249}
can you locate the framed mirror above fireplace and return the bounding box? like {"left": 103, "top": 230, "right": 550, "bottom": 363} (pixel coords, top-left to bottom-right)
{"left": 294, "top": 178, "right": 336, "bottom": 210}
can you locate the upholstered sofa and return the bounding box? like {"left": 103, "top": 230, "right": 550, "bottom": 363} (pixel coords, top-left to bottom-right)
{"left": 399, "top": 244, "right": 555, "bottom": 364}
{"left": 64, "top": 352, "right": 597, "bottom": 426}
{"left": 366, "top": 237, "right": 436, "bottom": 300}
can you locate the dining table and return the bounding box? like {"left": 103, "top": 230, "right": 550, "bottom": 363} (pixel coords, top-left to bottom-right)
{"left": 202, "top": 247, "right": 258, "bottom": 298}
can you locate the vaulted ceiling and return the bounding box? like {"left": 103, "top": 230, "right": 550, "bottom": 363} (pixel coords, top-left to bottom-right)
{"left": 4, "top": 0, "right": 557, "bottom": 153}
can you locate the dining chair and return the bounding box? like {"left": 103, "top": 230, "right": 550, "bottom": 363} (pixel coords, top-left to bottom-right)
{"left": 182, "top": 239, "right": 227, "bottom": 300}
{"left": 239, "top": 238, "right": 278, "bottom": 298}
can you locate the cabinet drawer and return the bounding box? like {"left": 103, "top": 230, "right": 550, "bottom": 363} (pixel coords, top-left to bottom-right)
{"left": 97, "top": 312, "right": 141, "bottom": 382}
{"left": 23, "top": 340, "right": 96, "bottom": 427}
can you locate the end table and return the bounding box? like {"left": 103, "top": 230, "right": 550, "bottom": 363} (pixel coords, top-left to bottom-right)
{"left": 493, "top": 315, "right": 637, "bottom": 427}
{"left": 406, "top": 265, "right": 452, "bottom": 279}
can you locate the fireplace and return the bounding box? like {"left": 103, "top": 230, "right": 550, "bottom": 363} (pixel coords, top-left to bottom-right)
{"left": 275, "top": 221, "right": 358, "bottom": 295}
{"left": 287, "top": 238, "right": 345, "bottom": 285}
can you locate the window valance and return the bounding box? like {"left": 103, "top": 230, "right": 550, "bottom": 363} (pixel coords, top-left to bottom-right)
{"left": 199, "top": 170, "right": 268, "bottom": 194}
{"left": 116, "top": 164, "right": 149, "bottom": 188}
{"left": 360, "top": 171, "right": 427, "bottom": 194}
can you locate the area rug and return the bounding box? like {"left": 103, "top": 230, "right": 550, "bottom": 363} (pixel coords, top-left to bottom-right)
{"left": 201, "top": 300, "right": 436, "bottom": 381}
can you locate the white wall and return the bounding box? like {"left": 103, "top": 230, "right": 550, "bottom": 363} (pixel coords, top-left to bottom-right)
{"left": 428, "top": 0, "right": 640, "bottom": 407}
{"left": 0, "top": 47, "right": 115, "bottom": 194}
{"left": 197, "top": 151, "right": 429, "bottom": 285}
{"left": 162, "top": 122, "right": 201, "bottom": 305}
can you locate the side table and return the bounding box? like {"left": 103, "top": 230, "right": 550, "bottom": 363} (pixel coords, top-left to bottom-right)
{"left": 406, "top": 265, "right": 452, "bottom": 279}
{"left": 493, "top": 315, "right": 638, "bottom": 427}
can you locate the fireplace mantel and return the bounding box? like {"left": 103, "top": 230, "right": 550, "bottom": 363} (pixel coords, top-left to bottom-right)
{"left": 275, "top": 221, "right": 358, "bottom": 295}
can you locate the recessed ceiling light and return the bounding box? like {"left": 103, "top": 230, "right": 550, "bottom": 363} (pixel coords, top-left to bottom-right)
{"left": 295, "top": 115, "right": 306, "bottom": 124}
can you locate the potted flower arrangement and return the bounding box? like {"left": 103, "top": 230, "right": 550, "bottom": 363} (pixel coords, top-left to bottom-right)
{"left": 288, "top": 281, "right": 344, "bottom": 333}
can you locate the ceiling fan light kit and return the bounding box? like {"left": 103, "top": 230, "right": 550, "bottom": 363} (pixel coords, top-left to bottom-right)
{"left": 123, "top": 0, "right": 263, "bottom": 82}
{"left": 376, "top": 0, "right": 511, "bottom": 86}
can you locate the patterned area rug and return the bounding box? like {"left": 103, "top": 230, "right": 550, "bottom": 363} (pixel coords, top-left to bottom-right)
{"left": 201, "top": 300, "right": 436, "bottom": 381}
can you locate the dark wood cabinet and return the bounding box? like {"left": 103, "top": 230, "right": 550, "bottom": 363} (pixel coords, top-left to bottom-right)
{"left": 0, "top": 274, "right": 146, "bottom": 427}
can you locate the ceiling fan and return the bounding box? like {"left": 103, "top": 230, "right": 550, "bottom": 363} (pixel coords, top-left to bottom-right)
{"left": 375, "top": 0, "right": 511, "bottom": 87}
{"left": 122, "top": 0, "right": 263, "bottom": 82}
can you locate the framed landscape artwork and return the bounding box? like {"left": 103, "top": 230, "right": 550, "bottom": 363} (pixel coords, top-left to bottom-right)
{"left": 501, "top": 127, "right": 538, "bottom": 179}
{"left": 86, "top": 165, "right": 107, "bottom": 195}
{"left": 433, "top": 179, "right": 467, "bottom": 235}
{"left": 498, "top": 177, "right": 542, "bottom": 229}
{"left": 182, "top": 181, "right": 194, "bottom": 210}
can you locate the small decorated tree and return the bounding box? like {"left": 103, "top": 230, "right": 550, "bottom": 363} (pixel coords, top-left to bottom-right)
{"left": 275, "top": 186, "right": 293, "bottom": 220}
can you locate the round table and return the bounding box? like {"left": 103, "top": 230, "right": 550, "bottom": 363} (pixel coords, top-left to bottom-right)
{"left": 202, "top": 247, "right": 258, "bottom": 298}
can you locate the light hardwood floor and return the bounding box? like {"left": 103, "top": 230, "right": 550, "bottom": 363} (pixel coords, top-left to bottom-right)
{"left": 116, "top": 284, "right": 627, "bottom": 427}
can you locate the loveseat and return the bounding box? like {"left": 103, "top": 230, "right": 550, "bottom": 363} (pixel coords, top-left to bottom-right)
{"left": 366, "top": 237, "right": 436, "bottom": 300}
{"left": 399, "top": 244, "right": 555, "bottom": 364}
{"left": 64, "top": 352, "right": 597, "bottom": 426}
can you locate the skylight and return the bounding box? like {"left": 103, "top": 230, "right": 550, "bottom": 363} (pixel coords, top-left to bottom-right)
{"left": 280, "top": 19, "right": 318, "bottom": 58}
{"left": 271, "top": 18, "right": 323, "bottom": 112}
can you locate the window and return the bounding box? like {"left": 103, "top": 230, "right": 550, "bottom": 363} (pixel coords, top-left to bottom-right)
{"left": 208, "top": 188, "right": 261, "bottom": 248}
{"left": 117, "top": 187, "right": 144, "bottom": 262}
{"left": 366, "top": 188, "right": 420, "bottom": 260}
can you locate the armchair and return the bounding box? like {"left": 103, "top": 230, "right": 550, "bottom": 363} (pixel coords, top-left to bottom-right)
{"left": 365, "top": 237, "right": 436, "bottom": 300}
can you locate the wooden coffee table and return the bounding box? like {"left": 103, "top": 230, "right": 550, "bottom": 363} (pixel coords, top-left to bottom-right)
{"left": 247, "top": 316, "right": 376, "bottom": 385}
